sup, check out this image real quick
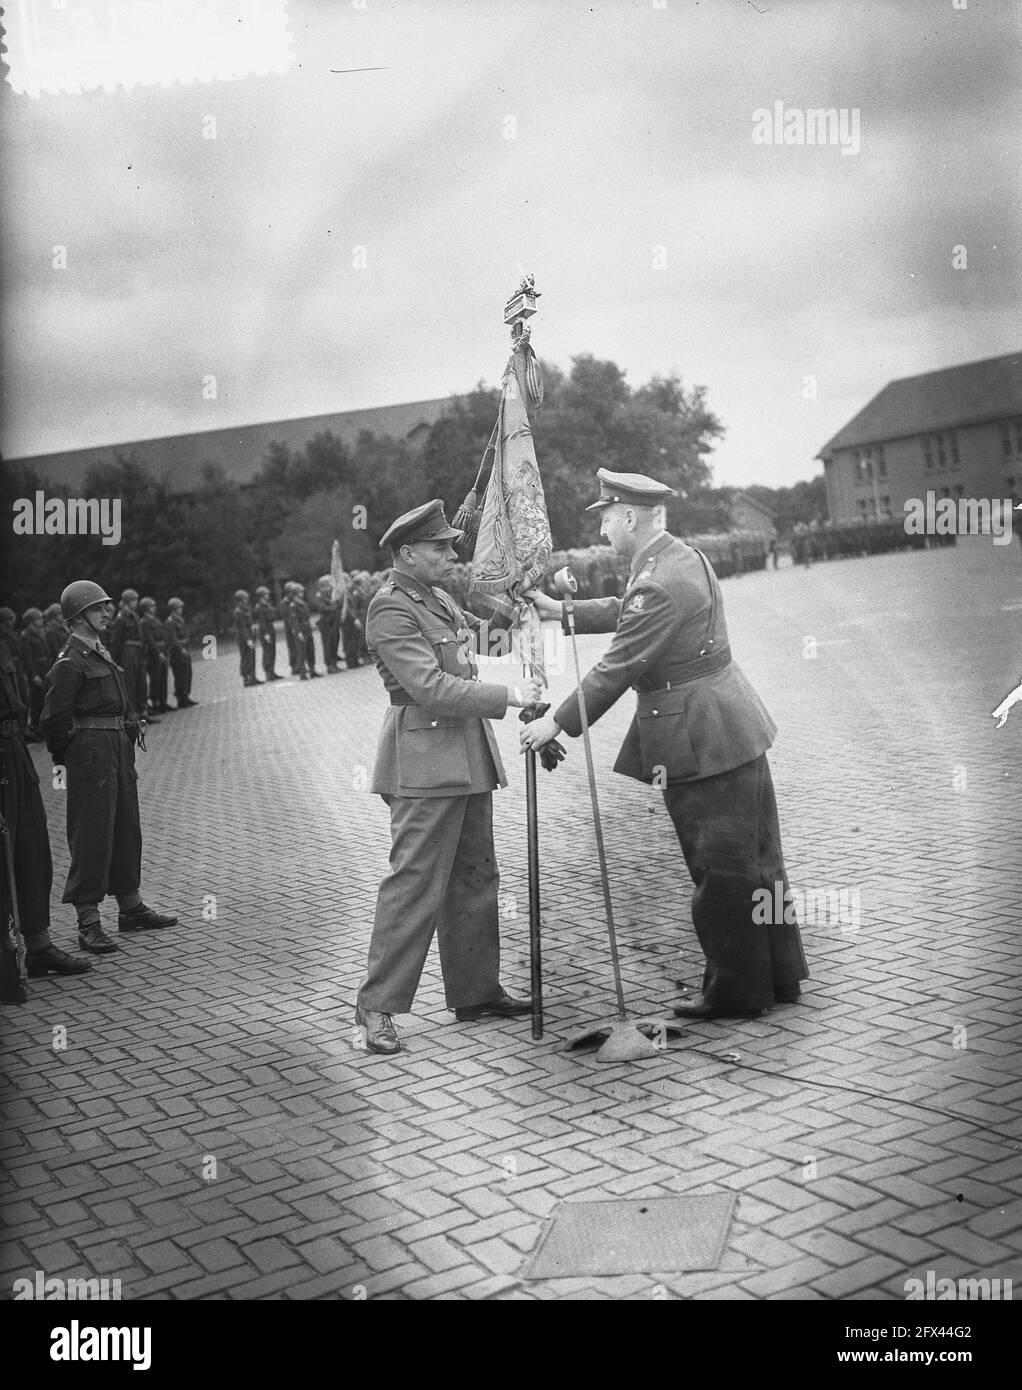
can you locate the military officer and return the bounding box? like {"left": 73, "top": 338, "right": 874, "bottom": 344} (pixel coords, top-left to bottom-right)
{"left": 293, "top": 585, "right": 319, "bottom": 678}
{"left": 39, "top": 581, "right": 178, "bottom": 954}
{"left": 17, "top": 608, "right": 50, "bottom": 739}
{"left": 316, "top": 578, "right": 342, "bottom": 673}
{"left": 355, "top": 500, "right": 536, "bottom": 1054}
{"left": 108, "top": 588, "right": 151, "bottom": 720}
{"left": 522, "top": 469, "right": 808, "bottom": 1020}
{"left": 252, "top": 586, "right": 281, "bottom": 681}
{"left": 1, "top": 620, "right": 93, "bottom": 993}
{"left": 164, "top": 598, "right": 198, "bottom": 708}
{"left": 139, "top": 597, "right": 169, "bottom": 714}
{"left": 232, "top": 590, "right": 260, "bottom": 687}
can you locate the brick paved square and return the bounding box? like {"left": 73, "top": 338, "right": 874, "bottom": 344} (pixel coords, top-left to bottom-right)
{"left": 3, "top": 543, "right": 1019, "bottom": 1300}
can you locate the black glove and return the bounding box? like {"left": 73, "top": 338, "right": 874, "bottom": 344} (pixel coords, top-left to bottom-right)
{"left": 519, "top": 702, "right": 567, "bottom": 773}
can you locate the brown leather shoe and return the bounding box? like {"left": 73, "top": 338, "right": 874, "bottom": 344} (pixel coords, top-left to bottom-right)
{"left": 354, "top": 1007, "right": 400, "bottom": 1055}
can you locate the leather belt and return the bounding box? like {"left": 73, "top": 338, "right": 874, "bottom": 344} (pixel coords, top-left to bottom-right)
{"left": 72, "top": 716, "right": 128, "bottom": 731}
{"left": 635, "top": 645, "right": 732, "bottom": 696}
{"left": 0, "top": 719, "right": 22, "bottom": 737}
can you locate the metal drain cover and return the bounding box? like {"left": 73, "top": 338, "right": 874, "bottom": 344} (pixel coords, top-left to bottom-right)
{"left": 523, "top": 1194, "right": 737, "bottom": 1278}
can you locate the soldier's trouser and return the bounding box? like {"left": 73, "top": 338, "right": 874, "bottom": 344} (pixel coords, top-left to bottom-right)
{"left": 662, "top": 754, "right": 808, "bottom": 1011}
{"left": 341, "top": 619, "right": 360, "bottom": 668}
{"left": 358, "top": 792, "right": 501, "bottom": 1014}
{"left": 169, "top": 647, "right": 192, "bottom": 701}
{"left": 239, "top": 643, "right": 256, "bottom": 682}
{"left": 260, "top": 632, "right": 276, "bottom": 678}
{"left": 119, "top": 643, "right": 147, "bottom": 714}
{"left": 285, "top": 630, "right": 298, "bottom": 672}
{"left": 303, "top": 633, "right": 316, "bottom": 672}
{"left": 60, "top": 731, "right": 142, "bottom": 905}
{"left": 145, "top": 651, "right": 168, "bottom": 708}
{"left": 0, "top": 735, "right": 52, "bottom": 943}
{"left": 27, "top": 681, "right": 45, "bottom": 731}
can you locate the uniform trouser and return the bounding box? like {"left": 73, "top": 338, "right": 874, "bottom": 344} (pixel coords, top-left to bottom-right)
{"left": 145, "top": 651, "right": 168, "bottom": 708}
{"left": 285, "top": 629, "right": 298, "bottom": 672}
{"left": 0, "top": 735, "right": 52, "bottom": 940}
{"left": 119, "top": 643, "right": 147, "bottom": 714}
{"left": 341, "top": 619, "right": 361, "bottom": 669}
{"left": 357, "top": 791, "right": 501, "bottom": 1013}
{"left": 303, "top": 632, "right": 316, "bottom": 672}
{"left": 321, "top": 620, "right": 339, "bottom": 667}
{"left": 169, "top": 647, "right": 192, "bottom": 701}
{"left": 239, "top": 643, "right": 256, "bottom": 682}
{"left": 259, "top": 632, "right": 276, "bottom": 678}
{"left": 663, "top": 754, "right": 809, "bottom": 1011}
{"left": 26, "top": 680, "right": 45, "bottom": 731}
{"left": 61, "top": 731, "right": 142, "bottom": 905}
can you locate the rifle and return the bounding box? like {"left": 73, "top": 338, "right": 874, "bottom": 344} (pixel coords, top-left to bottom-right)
{"left": 0, "top": 802, "right": 28, "bottom": 1005}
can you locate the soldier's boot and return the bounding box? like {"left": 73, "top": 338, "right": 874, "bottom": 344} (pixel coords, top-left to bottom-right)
{"left": 354, "top": 1007, "right": 400, "bottom": 1055}
{"left": 27, "top": 946, "right": 94, "bottom": 976}
{"left": 118, "top": 905, "right": 178, "bottom": 932}
{"left": 78, "top": 924, "right": 118, "bottom": 954}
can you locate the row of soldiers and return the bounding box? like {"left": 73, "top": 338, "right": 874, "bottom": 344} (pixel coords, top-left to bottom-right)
{"left": 230, "top": 574, "right": 380, "bottom": 686}
{"left": 0, "top": 590, "right": 197, "bottom": 739}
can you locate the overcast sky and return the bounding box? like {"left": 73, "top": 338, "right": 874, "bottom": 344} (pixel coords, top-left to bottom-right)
{"left": 1, "top": 0, "right": 1019, "bottom": 488}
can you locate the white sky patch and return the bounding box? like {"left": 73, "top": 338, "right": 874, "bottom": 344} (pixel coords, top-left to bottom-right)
{"left": 3, "top": 0, "right": 293, "bottom": 96}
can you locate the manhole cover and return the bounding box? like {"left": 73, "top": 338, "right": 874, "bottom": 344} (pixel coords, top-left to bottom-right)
{"left": 522, "top": 1194, "right": 736, "bottom": 1278}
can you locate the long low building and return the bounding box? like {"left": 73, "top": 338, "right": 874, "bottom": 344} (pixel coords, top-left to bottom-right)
{"left": 5, "top": 397, "right": 454, "bottom": 494}
{"left": 818, "top": 352, "right": 1022, "bottom": 524}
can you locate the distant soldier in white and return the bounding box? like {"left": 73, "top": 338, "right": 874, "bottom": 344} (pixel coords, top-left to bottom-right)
{"left": 164, "top": 598, "right": 197, "bottom": 708}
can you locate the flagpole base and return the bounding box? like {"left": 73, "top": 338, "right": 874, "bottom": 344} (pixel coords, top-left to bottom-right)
{"left": 564, "top": 1014, "right": 686, "bottom": 1063}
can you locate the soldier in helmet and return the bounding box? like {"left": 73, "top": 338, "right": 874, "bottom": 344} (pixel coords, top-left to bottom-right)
{"left": 294, "top": 584, "right": 319, "bottom": 678}
{"left": 1, "top": 601, "right": 93, "bottom": 995}
{"left": 233, "top": 590, "right": 260, "bottom": 688}
{"left": 316, "top": 576, "right": 341, "bottom": 674}
{"left": 39, "top": 581, "right": 178, "bottom": 954}
{"left": 139, "top": 597, "right": 170, "bottom": 715}
{"left": 164, "top": 598, "right": 197, "bottom": 708}
{"left": 283, "top": 582, "right": 312, "bottom": 679}
{"left": 17, "top": 608, "right": 50, "bottom": 741}
{"left": 252, "top": 586, "right": 280, "bottom": 681}
{"left": 42, "top": 603, "right": 69, "bottom": 662}
{"left": 107, "top": 588, "right": 155, "bottom": 722}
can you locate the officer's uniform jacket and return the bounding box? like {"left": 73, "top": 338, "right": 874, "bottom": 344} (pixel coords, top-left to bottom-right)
{"left": 553, "top": 532, "right": 776, "bottom": 785}
{"left": 39, "top": 635, "right": 132, "bottom": 761}
{"left": 367, "top": 570, "right": 509, "bottom": 798}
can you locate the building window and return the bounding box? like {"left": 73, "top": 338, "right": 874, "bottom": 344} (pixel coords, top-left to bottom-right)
{"left": 881, "top": 495, "right": 891, "bottom": 516}
{"left": 857, "top": 499, "right": 868, "bottom": 518}
{"left": 940, "top": 486, "right": 951, "bottom": 499}
{"left": 954, "top": 485, "right": 964, "bottom": 499}
{"left": 1016, "top": 420, "right": 1022, "bottom": 453}
{"left": 935, "top": 434, "right": 947, "bottom": 469}
{"left": 950, "top": 432, "right": 960, "bottom": 469}
{"left": 1001, "top": 422, "right": 1013, "bottom": 457}
{"left": 877, "top": 444, "right": 887, "bottom": 479}
{"left": 922, "top": 436, "right": 934, "bottom": 471}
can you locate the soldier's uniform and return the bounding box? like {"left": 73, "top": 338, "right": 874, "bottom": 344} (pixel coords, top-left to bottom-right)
{"left": 317, "top": 586, "right": 341, "bottom": 673}
{"left": 252, "top": 589, "right": 280, "bottom": 681}
{"left": 139, "top": 601, "right": 169, "bottom": 713}
{"left": 107, "top": 594, "right": 147, "bottom": 715}
{"left": 164, "top": 601, "right": 196, "bottom": 707}
{"left": 551, "top": 470, "right": 808, "bottom": 1015}
{"left": 17, "top": 610, "right": 50, "bottom": 737}
{"left": 43, "top": 606, "right": 69, "bottom": 662}
{"left": 293, "top": 592, "right": 319, "bottom": 677}
{"left": 0, "top": 640, "right": 92, "bottom": 991}
{"left": 356, "top": 501, "right": 529, "bottom": 1042}
{"left": 39, "top": 581, "right": 177, "bottom": 952}
{"left": 233, "top": 592, "right": 259, "bottom": 687}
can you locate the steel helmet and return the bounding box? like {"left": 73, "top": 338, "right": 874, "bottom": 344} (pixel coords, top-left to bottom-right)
{"left": 254, "top": 585, "right": 269, "bottom": 597}
{"left": 60, "top": 580, "right": 113, "bottom": 623}
{"left": 21, "top": 607, "right": 43, "bottom": 622}
{"left": 234, "top": 589, "right": 249, "bottom": 601}
{"left": 43, "top": 603, "right": 62, "bottom": 620}
{"left": 167, "top": 597, "right": 183, "bottom": 609}
{"left": 121, "top": 588, "right": 139, "bottom": 602}
{"left": 139, "top": 596, "right": 156, "bottom": 611}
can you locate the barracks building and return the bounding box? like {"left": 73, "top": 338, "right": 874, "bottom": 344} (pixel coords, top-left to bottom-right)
{"left": 818, "top": 351, "right": 1022, "bottom": 525}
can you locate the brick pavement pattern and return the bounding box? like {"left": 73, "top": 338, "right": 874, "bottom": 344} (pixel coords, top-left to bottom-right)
{"left": 2, "top": 537, "right": 1020, "bottom": 1300}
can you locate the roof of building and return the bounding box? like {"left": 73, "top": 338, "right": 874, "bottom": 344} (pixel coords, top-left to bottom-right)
{"left": 731, "top": 490, "right": 777, "bottom": 520}
{"left": 7, "top": 397, "right": 454, "bottom": 495}
{"left": 817, "top": 351, "right": 1022, "bottom": 460}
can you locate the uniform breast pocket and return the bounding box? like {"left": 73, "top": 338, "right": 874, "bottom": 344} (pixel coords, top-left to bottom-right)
{"left": 398, "top": 709, "right": 471, "bottom": 788}
{"left": 637, "top": 692, "right": 700, "bottom": 782}
{"left": 421, "top": 625, "right": 469, "bottom": 677}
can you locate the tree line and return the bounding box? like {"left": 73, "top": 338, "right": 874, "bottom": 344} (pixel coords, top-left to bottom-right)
{"left": 2, "top": 353, "right": 824, "bottom": 631}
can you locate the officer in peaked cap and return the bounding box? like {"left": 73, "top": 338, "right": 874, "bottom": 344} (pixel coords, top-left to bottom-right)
{"left": 521, "top": 469, "right": 808, "bottom": 1021}
{"left": 583, "top": 468, "right": 678, "bottom": 512}
{"left": 354, "top": 498, "right": 536, "bottom": 1055}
